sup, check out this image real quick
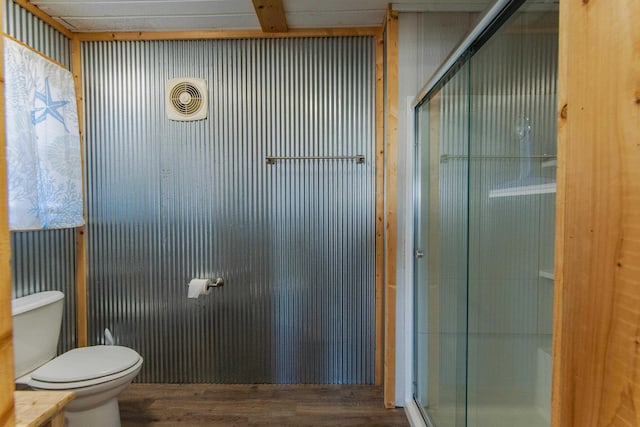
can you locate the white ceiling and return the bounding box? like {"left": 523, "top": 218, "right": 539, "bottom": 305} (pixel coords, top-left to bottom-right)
{"left": 30, "top": 0, "right": 498, "bottom": 32}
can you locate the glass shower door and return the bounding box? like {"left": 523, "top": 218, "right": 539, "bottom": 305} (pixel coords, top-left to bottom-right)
{"left": 466, "top": 6, "right": 557, "bottom": 427}
{"left": 413, "top": 61, "right": 470, "bottom": 427}
{"left": 412, "top": 1, "right": 557, "bottom": 426}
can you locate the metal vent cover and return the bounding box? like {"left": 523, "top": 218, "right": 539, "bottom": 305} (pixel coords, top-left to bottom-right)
{"left": 166, "top": 77, "right": 207, "bottom": 121}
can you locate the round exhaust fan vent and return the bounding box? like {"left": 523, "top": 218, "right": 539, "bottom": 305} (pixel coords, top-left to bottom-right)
{"left": 166, "top": 77, "right": 208, "bottom": 121}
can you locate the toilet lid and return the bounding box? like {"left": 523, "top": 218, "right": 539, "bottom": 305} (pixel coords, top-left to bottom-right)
{"left": 31, "top": 345, "right": 141, "bottom": 383}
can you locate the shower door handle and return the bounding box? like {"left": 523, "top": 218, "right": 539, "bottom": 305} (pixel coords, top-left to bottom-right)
{"left": 415, "top": 250, "right": 424, "bottom": 259}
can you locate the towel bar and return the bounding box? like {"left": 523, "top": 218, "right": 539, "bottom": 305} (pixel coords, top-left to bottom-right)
{"left": 265, "top": 155, "right": 365, "bottom": 165}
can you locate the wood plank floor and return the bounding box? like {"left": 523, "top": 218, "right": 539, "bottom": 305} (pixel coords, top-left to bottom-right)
{"left": 119, "top": 384, "right": 409, "bottom": 426}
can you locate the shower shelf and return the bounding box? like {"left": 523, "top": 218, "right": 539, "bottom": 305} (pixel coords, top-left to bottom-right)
{"left": 539, "top": 270, "right": 554, "bottom": 280}
{"left": 542, "top": 159, "right": 557, "bottom": 168}
{"left": 489, "top": 182, "right": 556, "bottom": 198}
{"left": 539, "top": 339, "right": 553, "bottom": 356}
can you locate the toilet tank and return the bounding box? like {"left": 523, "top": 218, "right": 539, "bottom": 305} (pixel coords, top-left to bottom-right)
{"left": 12, "top": 291, "right": 64, "bottom": 379}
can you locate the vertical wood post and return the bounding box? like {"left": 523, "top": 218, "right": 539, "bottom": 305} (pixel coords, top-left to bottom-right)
{"left": 384, "top": 4, "right": 399, "bottom": 409}
{"left": 0, "top": 4, "right": 16, "bottom": 424}
{"left": 552, "top": 1, "right": 640, "bottom": 425}
{"left": 375, "top": 31, "right": 385, "bottom": 387}
{"left": 71, "top": 37, "right": 88, "bottom": 347}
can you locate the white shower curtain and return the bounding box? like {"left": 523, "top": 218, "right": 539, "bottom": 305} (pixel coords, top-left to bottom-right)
{"left": 4, "top": 37, "right": 83, "bottom": 230}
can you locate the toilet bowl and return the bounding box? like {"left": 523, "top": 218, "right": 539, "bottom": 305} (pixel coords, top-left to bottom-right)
{"left": 12, "top": 291, "right": 143, "bottom": 427}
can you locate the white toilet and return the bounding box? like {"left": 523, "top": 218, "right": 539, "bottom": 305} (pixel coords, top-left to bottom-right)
{"left": 12, "top": 290, "right": 143, "bottom": 427}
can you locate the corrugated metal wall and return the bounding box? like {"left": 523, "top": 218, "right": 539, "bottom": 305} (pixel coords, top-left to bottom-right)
{"left": 3, "top": 0, "right": 76, "bottom": 354}
{"left": 3, "top": 0, "right": 70, "bottom": 68}
{"left": 82, "top": 37, "right": 376, "bottom": 383}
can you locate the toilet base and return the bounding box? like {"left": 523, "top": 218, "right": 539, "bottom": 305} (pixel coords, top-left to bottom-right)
{"left": 66, "top": 397, "right": 121, "bottom": 427}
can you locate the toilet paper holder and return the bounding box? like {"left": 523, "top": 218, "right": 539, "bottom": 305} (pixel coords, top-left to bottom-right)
{"left": 207, "top": 277, "right": 224, "bottom": 289}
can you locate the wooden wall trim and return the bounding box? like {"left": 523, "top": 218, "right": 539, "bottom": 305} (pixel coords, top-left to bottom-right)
{"left": 11, "top": 0, "right": 73, "bottom": 39}
{"left": 74, "top": 27, "right": 382, "bottom": 41}
{"left": 374, "top": 33, "right": 384, "bottom": 387}
{"left": 75, "top": 226, "right": 87, "bottom": 348}
{"left": 551, "top": 0, "right": 568, "bottom": 423}
{"left": 383, "top": 5, "right": 399, "bottom": 409}
{"left": 251, "top": 0, "right": 288, "bottom": 33}
{"left": 0, "top": 4, "right": 15, "bottom": 424}
{"left": 552, "top": 1, "right": 640, "bottom": 426}
{"left": 71, "top": 37, "right": 88, "bottom": 348}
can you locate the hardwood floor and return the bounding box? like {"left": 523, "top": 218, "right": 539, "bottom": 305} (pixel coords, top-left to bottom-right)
{"left": 119, "top": 384, "right": 409, "bottom": 426}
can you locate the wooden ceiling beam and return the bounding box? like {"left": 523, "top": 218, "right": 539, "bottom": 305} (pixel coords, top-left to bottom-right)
{"left": 251, "top": 0, "right": 288, "bottom": 33}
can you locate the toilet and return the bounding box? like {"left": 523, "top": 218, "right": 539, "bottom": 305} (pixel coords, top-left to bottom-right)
{"left": 12, "top": 290, "right": 143, "bottom": 427}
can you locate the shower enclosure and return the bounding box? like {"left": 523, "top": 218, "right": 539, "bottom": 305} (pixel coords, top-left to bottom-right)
{"left": 412, "top": 0, "right": 558, "bottom": 425}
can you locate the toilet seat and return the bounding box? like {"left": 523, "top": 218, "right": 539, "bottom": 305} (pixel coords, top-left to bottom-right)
{"left": 29, "top": 345, "right": 142, "bottom": 390}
